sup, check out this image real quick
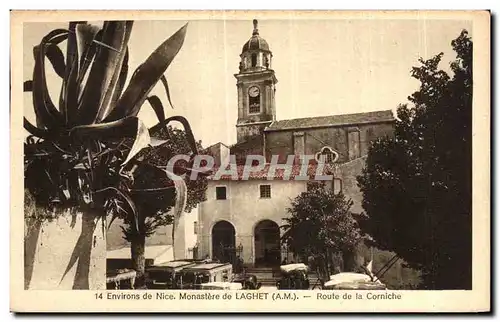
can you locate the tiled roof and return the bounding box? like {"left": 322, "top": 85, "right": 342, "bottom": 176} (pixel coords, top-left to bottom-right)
{"left": 229, "top": 135, "right": 264, "bottom": 163}
{"left": 207, "top": 162, "right": 339, "bottom": 181}
{"left": 265, "top": 110, "right": 395, "bottom": 132}
{"left": 229, "top": 136, "right": 262, "bottom": 152}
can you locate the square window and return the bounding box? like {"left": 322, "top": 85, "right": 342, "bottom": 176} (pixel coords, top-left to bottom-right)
{"left": 216, "top": 186, "right": 227, "bottom": 200}
{"left": 260, "top": 185, "right": 271, "bottom": 199}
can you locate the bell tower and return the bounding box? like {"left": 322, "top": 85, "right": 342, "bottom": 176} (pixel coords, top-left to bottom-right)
{"left": 235, "top": 19, "right": 278, "bottom": 143}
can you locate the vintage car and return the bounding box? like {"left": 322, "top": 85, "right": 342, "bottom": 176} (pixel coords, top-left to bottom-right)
{"left": 200, "top": 282, "right": 243, "bottom": 290}
{"left": 323, "top": 272, "right": 387, "bottom": 290}
{"left": 176, "top": 262, "right": 233, "bottom": 289}
{"left": 145, "top": 260, "right": 201, "bottom": 289}
{"left": 232, "top": 273, "right": 262, "bottom": 290}
{"left": 276, "top": 263, "right": 310, "bottom": 290}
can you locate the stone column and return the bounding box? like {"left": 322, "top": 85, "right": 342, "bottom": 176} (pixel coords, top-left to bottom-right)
{"left": 237, "top": 84, "right": 244, "bottom": 118}
{"left": 237, "top": 234, "right": 254, "bottom": 266}
{"left": 293, "top": 132, "right": 306, "bottom": 157}
{"left": 266, "top": 85, "right": 271, "bottom": 116}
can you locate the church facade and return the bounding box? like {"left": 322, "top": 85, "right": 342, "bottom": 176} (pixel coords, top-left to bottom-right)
{"left": 196, "top": 20, "right": 395, "bottom": 268}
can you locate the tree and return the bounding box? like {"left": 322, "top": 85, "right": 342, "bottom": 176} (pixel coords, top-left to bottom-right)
{"left": 114, "top": 125, "right": 208, "bottom": 283}
{"left": 281, "top": 182, "right": 364, "bottom": 277}
{"left": 23, "top": 21, "right": 198, "bottom": 289}
{"left": 357, "top": 30, "right": 472, "bottom": 289}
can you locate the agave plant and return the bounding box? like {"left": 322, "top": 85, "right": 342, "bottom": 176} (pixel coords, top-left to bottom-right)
{"left": 24, "top": 20, "right": 198, "bottom": 242}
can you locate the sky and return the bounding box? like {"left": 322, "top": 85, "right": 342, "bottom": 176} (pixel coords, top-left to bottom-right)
{"left": 23, "top": 18, "right": 472, "bottom": 147}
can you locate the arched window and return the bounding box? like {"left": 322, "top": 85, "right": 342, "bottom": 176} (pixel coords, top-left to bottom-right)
{"left": 315, "top": 146, "right": 339, "bottom": 164}
{"left": 248, "top": 86, "right": 260, "bottom": 114}
{"left": 251, "top": 53, "right": 257, "bottom": 67}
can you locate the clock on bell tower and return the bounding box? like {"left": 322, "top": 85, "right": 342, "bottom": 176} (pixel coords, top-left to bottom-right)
{"left": 234, "top": 19, "right": 278, "bottom": 143}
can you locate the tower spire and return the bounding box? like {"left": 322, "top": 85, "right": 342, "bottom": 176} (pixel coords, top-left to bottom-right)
{"left": 252, "top": 19, "right": 259, "bottom": 35}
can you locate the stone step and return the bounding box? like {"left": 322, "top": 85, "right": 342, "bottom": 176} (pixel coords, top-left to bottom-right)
{"left": 261, "top": 281, "right": 277, "bottom": 287}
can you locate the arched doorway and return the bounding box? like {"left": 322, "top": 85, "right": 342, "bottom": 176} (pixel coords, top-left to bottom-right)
{"left": 254, "top": 220, "right": 281, "bottom": 267}
{"left": 211, "top": 221, "right": 236, "bottom": 264}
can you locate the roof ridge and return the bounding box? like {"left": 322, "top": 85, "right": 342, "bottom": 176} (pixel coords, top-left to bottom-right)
{"left": 274, "top": 109, "right": 394, "bottom": 123}
{"left": 229, "top": 134, "right": 262, "bottom": 148}
{"left": 265, "top": 110, "right": 395, "bottom": 131}
{"left": 338, "top": 155, "right": 368, "bottom": 167}
{"left": 205, "top": 141, "right": 230, "bottom": 150}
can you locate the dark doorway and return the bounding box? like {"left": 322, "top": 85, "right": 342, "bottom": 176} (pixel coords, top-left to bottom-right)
{"left": 212, "top": 221, "right": 236, "bottom": 264}
{"left": 254, "top": 220, "right": 281, "bottom": 267}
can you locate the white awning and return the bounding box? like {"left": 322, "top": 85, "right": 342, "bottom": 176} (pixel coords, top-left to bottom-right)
{"left": 325, "top": 272, "right": 382, "bottom": 288}
{"left": 280, "top": 263, "right": 308, "bottom": 273}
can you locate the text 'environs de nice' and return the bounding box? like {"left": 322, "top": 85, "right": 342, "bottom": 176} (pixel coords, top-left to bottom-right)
{"left": 106, "top": 291, "right": 403, "bottom": 301}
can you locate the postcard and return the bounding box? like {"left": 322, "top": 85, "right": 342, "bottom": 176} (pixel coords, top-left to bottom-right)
{"left": 11, "top": 9, "right": 490, "bottom": 313}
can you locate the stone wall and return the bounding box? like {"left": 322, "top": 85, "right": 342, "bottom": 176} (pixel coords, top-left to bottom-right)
{"left": 236, "top": 122, "right": 270, "bottom": 144}
{"left": 25, "top": 209, "right": 106, "bottom": 290}
{"left": 337, "top": 156, "right": 368, "bottom": 214}
{"left": 265, "top": 121, "right": 394, "bottom": 163}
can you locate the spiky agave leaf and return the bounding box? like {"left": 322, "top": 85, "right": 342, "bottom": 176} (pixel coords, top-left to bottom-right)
{"left": 69, "top": 116, "right": 151, "bottom": 166}
{"left": 75, "top": 24, "right": 102, "bottom": 93}
{"left": 122, "top": 119, "right": 150, "bottom": 166}
{"left": 146, "top": 95, "right": 166, "bottom": 124}
{"left": 45, "top": 43, "right": 66, "bottom": 78}
{"left": 159, "top": 75, "right": 175, "bottom": 109}
{"left": 105, "top": 23, "right": 188, "bottom": 122}
{"left": 24, "top": 21, "right": 196, "bottom": 236}
{"left": 75, "top": 23, "right": 100, "bottom": 66}
{"left": 31, "top": 29, "right": 69, "bottom": 130}
{"left": 149, "top": 115, "right": 198, "bottom": 155}
{"left": 78, "top": 21, "right": 133, "bottom": 125}
{"left": 97, "top": 187, "right": 140, "bottom": 233}
{"left": 107, "top": 48, "right": 129, "bottom": 118}
{"left": 97, "top": 22, "right": 134, "bottom": 122}
{"left": 59, "top": 21, "right": 78, "bottom": 123}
